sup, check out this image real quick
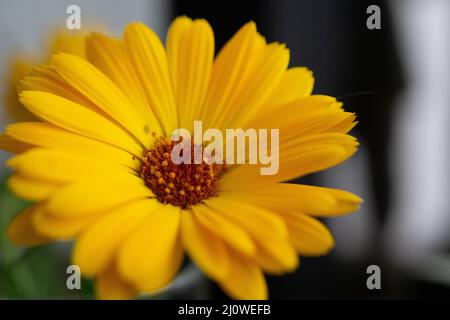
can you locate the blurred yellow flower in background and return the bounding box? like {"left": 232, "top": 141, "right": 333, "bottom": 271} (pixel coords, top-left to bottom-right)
{"left": 0, "top": 17, "right": 361, "bottom": 300}
{"left": 4, "top": 29, "right": 86, "bottom": 122}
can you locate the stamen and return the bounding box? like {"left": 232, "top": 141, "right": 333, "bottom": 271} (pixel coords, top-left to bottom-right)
{"left": 140, "top": 138, "right": 219, "bottom": 208}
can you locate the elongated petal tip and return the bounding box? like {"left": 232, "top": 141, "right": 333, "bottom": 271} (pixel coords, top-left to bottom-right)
{"left": 6, "top": 206, "right": 52, "bottom": 246}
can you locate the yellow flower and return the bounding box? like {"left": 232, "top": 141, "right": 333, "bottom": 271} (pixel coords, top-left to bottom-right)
{"left": 0, "top": 17, "right": 361, "bottom": 300}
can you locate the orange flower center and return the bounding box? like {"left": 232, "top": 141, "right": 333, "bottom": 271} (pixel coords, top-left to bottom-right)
{"left": 140, "top": 138, "right": 219, "bottom": 208}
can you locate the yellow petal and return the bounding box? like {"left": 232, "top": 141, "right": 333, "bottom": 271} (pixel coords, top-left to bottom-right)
{"left": 201, "top": 21, "right": 258, "bottom": 129}
{"left": 253, "top": 236, "right": 299, "bottom": 274}
{"left": 275, "top": 133, "right": 359, "bottom": 181}
{"left": 204, "top": 197, "right": 298, "bottom": 272}
{"left": 50, "top": 30, "right": 86, "bottom": 58}
{"left": 8, "top": 148, "right": 133, "bottom": 183}
{"left": 7, "top": 205, "right": 52, "bottom": 246}
{"left": 19, "top": 67, "right": 97, "bottom": 109}
{"left": 169, "top": 19, "right": 214, "bottom": 130}
{"left": 252, "top": 242, "right": 300, "bottom": 275}
{"left": 6, "top": 59, "right": 35, "bottom": 122}
{"left": 265, "top": 67, "right": 314, "bottom": 106}
{"left": 8, "top": 174, "right": 60, "bottom": 201}
{"left": 85, "top": 33, "right": 162, "bottom": 138}
{"left": 74, "top": 199, "right": 158, "bottom": 277}
{"left": 45, "top": 177, "right": 153, "bottom": 219}
{"left": 224, "top": 97, "right": 355, "bottom": 171}
{"left": 118, "top": 204, "right": 183, "bottom": 292}
{"left": 280, "top": 212, "right": 335, "bottom": 256}
{"left": 0, "top": 134, "right": 32, "bottom": 154}
{"left": 220, "top": 183, "right": 362, "bottom": 217}
{"left": 191, "top": 204, "right": 256, "bottom": 256}
{"left": 52, "top": 53, "right": 152, "bottom": 146}
{"left": 204, "top": 197, "right": 288, "bottom": 239}
{"left": 328, "top": 115, "right": 357, "bottom": 134}
{"left": 124, "top": 22, "right": 178, "bottom": 135}
{"left": 95, "top": 265, "right": 137, "bottom": 300}
{"left": 180, "top": 210, "right": 229, "bottom": 281}
{"left": 246, "top": 96, "right": 355, "bottom": 135}
{"left": 281, "top": 111, "right": 356, "bottom": 137}
{"left": 6, "top": 122, "right": 139, "bottom": 169}
{"left": 219, "top": 253, "right": 267, "bottom": 300}
{"left": 19, "top": 91, "right": 143, "bottom": 155}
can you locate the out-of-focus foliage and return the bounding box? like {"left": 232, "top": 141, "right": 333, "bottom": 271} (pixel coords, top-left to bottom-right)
{"left": 0, "top": 176, "right": 94, "bottom": 298}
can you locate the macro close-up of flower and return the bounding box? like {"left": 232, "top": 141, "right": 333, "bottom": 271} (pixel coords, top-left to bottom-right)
{"left": 0, "top": 16, "right": 361, "bottom": 300}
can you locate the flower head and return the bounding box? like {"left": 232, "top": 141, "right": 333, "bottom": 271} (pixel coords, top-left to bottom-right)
{"left": 0, "top": 17, "right": 361, "bottom": 299}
